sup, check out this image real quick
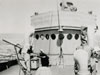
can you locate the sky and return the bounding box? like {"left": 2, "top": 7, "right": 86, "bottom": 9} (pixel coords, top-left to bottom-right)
{"left": 0, "top": 0, "right": 100, "bottom": 33}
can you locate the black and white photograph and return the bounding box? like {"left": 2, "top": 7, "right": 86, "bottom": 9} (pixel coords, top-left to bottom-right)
{"left": 0, "top": 0, "right": 100, "bottom": 75}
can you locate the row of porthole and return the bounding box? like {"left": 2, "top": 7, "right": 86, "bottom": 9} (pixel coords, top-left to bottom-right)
{"left": 35, "top": 33, "right": 79, "bottom": 40}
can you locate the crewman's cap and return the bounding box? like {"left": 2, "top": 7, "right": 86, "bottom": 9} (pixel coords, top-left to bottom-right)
{"left": 40, "top": 49, "right": 44, "bottom": 53}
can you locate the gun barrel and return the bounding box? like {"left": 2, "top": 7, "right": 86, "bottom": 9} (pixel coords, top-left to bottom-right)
{"left": 2, "top": 39, "right": 21, "bottom": 49}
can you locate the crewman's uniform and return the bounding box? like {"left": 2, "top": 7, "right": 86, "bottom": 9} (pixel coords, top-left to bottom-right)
{"left": 22, "top": 43, "right": 31, "bottom": 72}
{"left": 21, "top": 25, "right": 35, "bottom": 73}
{"left": 74, "top": 48, "right": 90, "bottom": 75}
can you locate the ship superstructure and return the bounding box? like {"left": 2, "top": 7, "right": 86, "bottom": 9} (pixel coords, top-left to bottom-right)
{"left": 31, "top": 0, "right": 97, "bottom": 66}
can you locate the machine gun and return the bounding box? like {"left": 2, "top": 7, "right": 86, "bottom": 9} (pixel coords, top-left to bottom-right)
{"left": 2, "top": 39, "right": 23, "bottom": 61}
{"left": 2, "top": 39, "right": 22, "bottom": 61}
{"left": 2, "top": 39, "right": 28, "bottom": 75}
{"left": 2, "top": 39, "right": 22, "bottom": 49}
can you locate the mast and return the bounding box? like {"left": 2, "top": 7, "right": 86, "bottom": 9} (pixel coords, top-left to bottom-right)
{"left": 57, "top": 0, "right": 64, "bottom": 67}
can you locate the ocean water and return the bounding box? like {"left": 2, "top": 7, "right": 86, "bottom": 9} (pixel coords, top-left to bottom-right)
{"left": 0, "top": 33, "right": 25, "bottom": 57}
{"left": 0, "top": 33, "right": 25, "bottom": 45}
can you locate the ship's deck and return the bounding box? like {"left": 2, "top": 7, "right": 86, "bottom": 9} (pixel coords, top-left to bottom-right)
{"left": 0, "top": 65, "right": 74, "bottom": 75}
{"left": 0, "top": 62, "right": 100, "bottom": 75}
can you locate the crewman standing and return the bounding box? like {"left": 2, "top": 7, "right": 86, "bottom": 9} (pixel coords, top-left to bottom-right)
{"left": 74, "top": 43, "right": 92, "bottom": 75}
{"left": 21, "top": 25, "right": 35, "bottom": 74}
{"left": 93, "top": 27, "right": 100, "bottom": 75}
{"left": 93, "top": 46, "right": 100, "bottom": 75}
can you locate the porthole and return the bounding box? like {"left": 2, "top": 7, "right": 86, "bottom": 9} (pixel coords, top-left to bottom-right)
{"left": 75, "top": 34, "right": 79, "bottom": 40}
{"left": 66, "top": 2, "right": 73, "bottom": 6}
{"left": 60, "top": 2, "right": 62, "bottom": 7}
{"left": 35, "top": 34, "right": 39, "bottom": 40}
{"left": 45, "top": 34, "right": 49, "bottom": 40}
{"left": 67, "top": 34, "right": 72, "bottom": 40}
{"left": 40, "top": 34, "right": 44, "bottom": 40}
{"left": 51, "top": 34, "right": 56, "bottom": 40}
{"left": 58, "top": 33, "right": 64, "bottom": 40}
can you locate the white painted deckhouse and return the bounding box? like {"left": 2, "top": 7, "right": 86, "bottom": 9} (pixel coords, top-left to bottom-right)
{"left": 31, "top": 1, "right": 97, "bottom": 66}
